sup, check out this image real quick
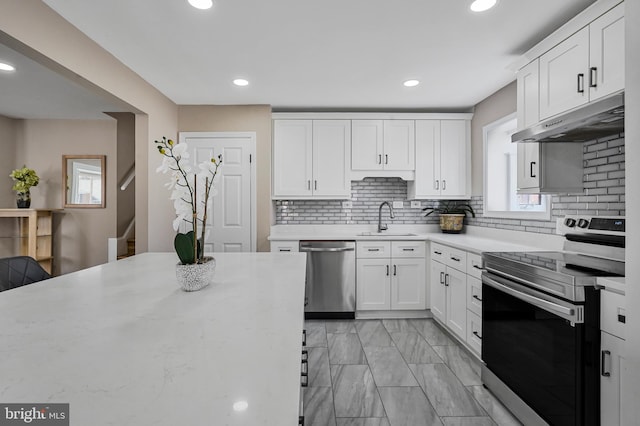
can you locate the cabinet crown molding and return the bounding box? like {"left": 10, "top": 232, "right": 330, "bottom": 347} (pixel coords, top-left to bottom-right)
{"left": 272, "top": 112, "right": 473, "bottom": 120}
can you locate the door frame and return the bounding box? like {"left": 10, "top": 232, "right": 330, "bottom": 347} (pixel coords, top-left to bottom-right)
{"left": 178, "top": 131, "right": 257, "bottom": 252}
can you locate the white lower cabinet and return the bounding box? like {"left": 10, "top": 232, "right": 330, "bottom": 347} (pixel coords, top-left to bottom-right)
{"left": 430, "top": 242, "right": 483, "bottom": 356}
{"left": 270, "top": 241, "right": 299, "bottom": 253}
{"left": 356, "top": 241, "right": 425, "bottom": 311}
{"left": 601, "top": 288, "right": 626, "bottom": 426}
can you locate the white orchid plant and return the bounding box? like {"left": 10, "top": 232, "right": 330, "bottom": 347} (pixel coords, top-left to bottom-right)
{"left": 155, "top": 137, "right": 222, "bottom": 265}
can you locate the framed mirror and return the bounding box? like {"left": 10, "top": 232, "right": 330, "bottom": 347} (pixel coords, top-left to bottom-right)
{"left": 63, "top": 155, "right": 106, "bottom": 208}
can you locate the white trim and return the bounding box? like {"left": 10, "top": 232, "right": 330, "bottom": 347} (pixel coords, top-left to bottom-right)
{"left": 482, "top": 113, "right": 551, "bottom": 221}
{"left": 178, "top": 131, "right": 258, "bottom": 252}
{"left": 272, "top": 112, "right": 474, "bottom": 120}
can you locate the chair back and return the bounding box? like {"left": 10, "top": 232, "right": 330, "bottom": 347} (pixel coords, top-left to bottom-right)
{"left": 0, "top": 256, "right": 52, "bottom": 292}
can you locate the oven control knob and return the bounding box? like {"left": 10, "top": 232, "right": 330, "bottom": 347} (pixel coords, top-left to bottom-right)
{"left": 564, "top": 218, "right": 577, "bottom": 228}
{"left": 577, "top": 218, "right": 590, "bottom": 229}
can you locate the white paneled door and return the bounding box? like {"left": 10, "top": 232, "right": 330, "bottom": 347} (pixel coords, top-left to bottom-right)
{"left": 180, "top": 132, "right": 256, "bottom": 252}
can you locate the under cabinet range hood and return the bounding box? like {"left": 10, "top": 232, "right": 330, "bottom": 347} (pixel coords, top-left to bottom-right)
{"left": 512, "top": 92, "right": 624, "bottom": 143}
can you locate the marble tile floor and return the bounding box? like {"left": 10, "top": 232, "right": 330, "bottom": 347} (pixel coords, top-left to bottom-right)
{"left": 302, "top": 318, "right": 522, "bottom": 426}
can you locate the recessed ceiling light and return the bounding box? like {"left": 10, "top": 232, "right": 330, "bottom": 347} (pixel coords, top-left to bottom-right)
{"left": 188, "top": 0, "right": 214, "bottom": 10}
{"left": 232, "top": 401, "right": 248, "bottom": 412}
{"left": 470, "top": 0, "right": 498, "bottom": 12}
{"left": 403, "top": 80, "right": 420, "bottom": 87}
{"left": 0, "top": 62, "right": 16, "bottom": 72}
{"left": 233, "top": 79, "right": 249, "bottom": 87}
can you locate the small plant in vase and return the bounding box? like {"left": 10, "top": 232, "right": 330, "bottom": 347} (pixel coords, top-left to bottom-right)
{"left": 10, "top": 166, "right": 40, "bottom": 208}
{"left": 423, "top": 200, "right": 475, "bottom": 233}
{"left": 155, "top": 137, "right": 222, "bottom": 291}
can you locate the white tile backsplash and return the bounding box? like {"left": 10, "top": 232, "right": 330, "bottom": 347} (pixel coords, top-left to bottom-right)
{"left": 275, "top": 133, "right": 625, "bottom": 234}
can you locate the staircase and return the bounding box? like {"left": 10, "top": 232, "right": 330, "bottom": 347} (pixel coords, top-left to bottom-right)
{"left": 117, "top": 238, "right": 135, "bottom": 260}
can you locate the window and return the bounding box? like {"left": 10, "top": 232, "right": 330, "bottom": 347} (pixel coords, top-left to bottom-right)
{"left": 483, "top": 113, "right": 550, "bottom": 219}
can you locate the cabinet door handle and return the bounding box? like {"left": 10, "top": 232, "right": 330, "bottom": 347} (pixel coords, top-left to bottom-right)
{"left": 435, "top": 180, "right": 439, "bottom": 190}
{"left": 434, "top": 250, "right": 442, "bottom": 255}
{"left": 279, "top": 248, "right": 291, "bottom": 252}
{"left": 472, "top": 264, "right": 484, "bottom": 270}
{"left": 472, "top": 295, "right": 483, "bottom": 303}
{"left": 450, "top": 256, "right": 460, "bottom": 262}
{"left": 589, "top": 67, "right": 598, "bottom": 88}
{"left": 386, "top": 265, "right": 390, "bottom": 276}
{"left": 307, "top": 180, "right": 311, "bottom": 190}
{"left": 368, "top": 248, "right": 380, "bottom": 252}
{"left": 442, "top": 180, "right": 446, "bottom": 190}
{"left": 302, "top": 330, "right": 307, "bottom": 346}
{"left": 577, "top": 73, "right": 585, "bottom": 93}
{"left": 378, "top": 154, "right": 382, "bottom": 164}
{"left": 444, "top": 274, "right": 450, "bottom": 287}
{"left": 601, "top": 350, "right": 612, "bottom": 377}
{"left": 530, "top": 161, "right": 536, "bottom": 178}
{"left": 473, "top": 331, "right": 482, "bottom": 340}
{"left": 402, "top": 248, "right": 415, "bottom": 252}
{"left": 440, "top": 271, "right": 444, "bottom": 284}
{"left": 393, "top": 265, "right": 397, "bottom": 276}
{"left": 314, "top": 180, "right": 317, "bottom": 190}
{"left": 385, "top": 154, "right": 388, "bottom": 165}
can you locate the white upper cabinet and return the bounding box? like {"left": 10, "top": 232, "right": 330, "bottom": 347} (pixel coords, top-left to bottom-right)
{"left": 516, "top": 59, "right": 540, "bottom": 131}
{"left": 408, "top": 119, "right": 470, "bottom": 199}
{"left": 589, "top": 3, "right": 625, "bottom": 101}
{"left": 351, "top": 120, "right": 415, "bottom": 172}
{"left": 312, "top": 120, "right": 352, "bottom": 197}
{"left": 273, "top": 119, "right": 351, "bottom": 199}
{"left": 516, "top": 142, "right": 540, "bottom": 192}
{"left": 539, "top": 27, "right": 590, "bottom": 120}
{"left": 537, "top": 3, "right": 624, "bottom": 121}
{"left": 273, "top": 120, "right": 313, "bottom": 197}
{"left": 351, "top": 120, "right": 383, "bottom": 170}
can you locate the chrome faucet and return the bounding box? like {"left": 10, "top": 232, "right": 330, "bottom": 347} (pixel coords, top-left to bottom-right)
{"left": 378, "top": 201, "right": 395, "bottom": 233}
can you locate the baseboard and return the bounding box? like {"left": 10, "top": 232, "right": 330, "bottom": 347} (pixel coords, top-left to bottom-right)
{"left": 355, "top": 310, "right": 433, "bottom": 320}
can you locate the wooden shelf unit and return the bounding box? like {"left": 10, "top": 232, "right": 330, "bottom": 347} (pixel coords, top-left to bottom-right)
{"left": 0, "top": 209, "right": 56, "bottom": 274}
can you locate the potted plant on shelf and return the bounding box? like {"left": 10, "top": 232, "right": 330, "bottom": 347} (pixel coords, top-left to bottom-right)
{"left": 423, "top": 200, "right": 475, "bottom": 234}
{"left": 9, "top": 166, "right": 40, "bottom": 208}
{"left": 155, "top": 137, "right": 223, "bottom": 291}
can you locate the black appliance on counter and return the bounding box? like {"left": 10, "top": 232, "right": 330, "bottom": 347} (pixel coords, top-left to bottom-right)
{"left": 481, "top": 216, "right": 625, "bottom": 426}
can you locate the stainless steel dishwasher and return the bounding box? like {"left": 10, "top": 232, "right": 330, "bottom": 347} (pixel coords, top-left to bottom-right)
{"left": 299, "top": 241, "right": 356, "bottom": 319}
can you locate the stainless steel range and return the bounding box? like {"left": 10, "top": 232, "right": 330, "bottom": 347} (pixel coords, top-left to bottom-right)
{"left": 481, "top": 216, "right": 625, "bottom": 426}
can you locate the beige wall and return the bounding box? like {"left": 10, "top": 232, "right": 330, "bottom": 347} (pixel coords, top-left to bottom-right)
{"left": 0, "top": 0, "right": 179, "bottom": 254}
{"left": 15, "top": 119, "right": 117, "bottom": 274}
{"left": 177, "top": 105, "right": 273, "bottom": 252}
{"left": 470, "top": 81, "right": 517, "bottom": 196}
{"left": 0, "top": 115, "right": 18, "bottom": 207}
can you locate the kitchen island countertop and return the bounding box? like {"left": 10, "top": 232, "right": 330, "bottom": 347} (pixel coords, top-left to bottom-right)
{"left": 0, "top": 252, "right": 307, "bottom": 426}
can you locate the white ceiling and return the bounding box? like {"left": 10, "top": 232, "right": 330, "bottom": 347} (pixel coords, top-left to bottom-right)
{"left": 4, "top": 0, "right": 597, "bottom": 117}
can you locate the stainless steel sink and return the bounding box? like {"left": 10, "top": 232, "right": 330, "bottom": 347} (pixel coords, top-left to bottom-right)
{"left": 357, "top": 232, "right": 417, "bottom": 237}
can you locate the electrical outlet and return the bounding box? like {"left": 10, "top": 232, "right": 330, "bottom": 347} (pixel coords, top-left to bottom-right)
{"left": 342, "top": 201, "right": 353, "bottom": 209}
{"left": 410, "top": 201, "right": 421, "bottom": 208}
{"left": 392, "top": 201, "right": 404, "bottom": 209}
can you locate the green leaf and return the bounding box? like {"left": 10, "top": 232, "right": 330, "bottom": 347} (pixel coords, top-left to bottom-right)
{"left": 174, "top": 231, "right": 196, "bottom": 264}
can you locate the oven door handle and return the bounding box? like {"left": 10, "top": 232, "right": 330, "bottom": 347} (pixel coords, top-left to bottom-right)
{"left": 483, "top": 274, "right": 578, "bottom": 321}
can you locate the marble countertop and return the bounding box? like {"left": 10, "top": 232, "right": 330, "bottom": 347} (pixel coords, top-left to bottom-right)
{"left": 0, "top": 252, "right": 307, "bottom": 426}
{"left": 269, "top": 225, "right": 552, "bottom": 254}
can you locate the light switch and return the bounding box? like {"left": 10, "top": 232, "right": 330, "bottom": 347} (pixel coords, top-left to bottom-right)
{"left": 392, "top": 201, "right": 404, "bottom": 209}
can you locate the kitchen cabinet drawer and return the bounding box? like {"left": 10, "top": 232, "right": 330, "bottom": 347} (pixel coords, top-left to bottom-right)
{"left": 601, "top": 290, "right": 626, "bottom": 339}
{"left": 271, "top": 241, "right": 300, "bottom": 253}
{"left": 445, "top": 247, "right": 466, "bottom": 273}
{"left": 391, "top": 241, "right": 425, "bottom": 258}
{"left": 466, "top": 253, "right": 483, "bottom": 279}
{"left": 467, "top": 276, "right": 482, "bottom": 317}
{"left": 430, "top": 242, "right": 448, "bottom": 262}
{"left": 357, "top": 241, "right": 391, "bottom": 259}
{"left": 466, "top": 311, "right": 482, "bottom": 355}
